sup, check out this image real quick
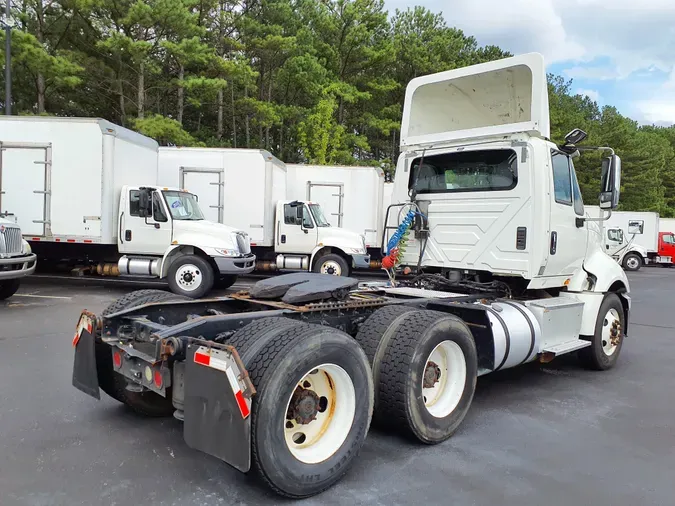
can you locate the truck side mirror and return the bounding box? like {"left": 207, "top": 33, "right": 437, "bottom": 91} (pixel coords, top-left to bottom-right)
{"left": 138, "top": 189, "right": 152, "bottom": 218}
{"left": 599, "top": 155, "right": 621, "bottom": 210}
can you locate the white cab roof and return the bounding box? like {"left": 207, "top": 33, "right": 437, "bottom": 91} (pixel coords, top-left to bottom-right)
{"left": 400, "top": 53, "right": 550, "bottom": 149}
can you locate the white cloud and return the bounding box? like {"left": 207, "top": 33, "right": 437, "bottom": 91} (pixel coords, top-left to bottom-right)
{"left": 563, "top": 66, "right": 619, "bottom": 81}
{"left": 576, "top": 88, "right": 601, "bottom": 102}
{"left": 385, "top": 0, "right": 675, "bottom": 124}
{"left": 387, "top": 0, "right": 675, "bottom": 74}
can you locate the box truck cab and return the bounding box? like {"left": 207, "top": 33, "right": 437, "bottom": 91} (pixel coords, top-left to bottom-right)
{"left": 117, "top": 185, "right": 254, "bottom": 296}
{"left": 158, "top": 148, "right": 369, "bottom": 277}
{"left": 0, "top": 117, "right": 253, "bottom": 298}
{"left": 0, "top": 215, "right": 37, "bottom": 299}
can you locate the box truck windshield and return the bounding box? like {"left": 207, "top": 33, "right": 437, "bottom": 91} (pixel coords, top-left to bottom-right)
{"left": 163, "top": 191, "right": 204, "bottom": 221}
{"left": 309, "top": 204, "right": 330, "bottom": 227}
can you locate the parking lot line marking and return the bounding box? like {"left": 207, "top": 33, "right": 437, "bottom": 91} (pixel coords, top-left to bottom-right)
{"left": 14, "top": 293, "right": 72, "bottom": 300}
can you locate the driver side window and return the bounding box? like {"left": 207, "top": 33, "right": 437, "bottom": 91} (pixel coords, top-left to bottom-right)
{"left": 152, "top": 193, "right": 168, "bottom": 222}
{"left": 664, "top": 234, "right": 675, "bottom": 244}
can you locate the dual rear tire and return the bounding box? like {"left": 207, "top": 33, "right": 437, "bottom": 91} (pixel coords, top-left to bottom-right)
{"left": 355, "top": 306, "right": 478, "bottom": 444}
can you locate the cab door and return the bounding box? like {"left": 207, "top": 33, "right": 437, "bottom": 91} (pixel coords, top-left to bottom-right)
{"left": 276, "top": 202, "right": 318, "bottom": 254}
{"left": 118, "top": 187, "right": 173, "bottom": 255}
{"left": 544, "top": 150, "right": 588, "bottom": 276}
{"left": 659, "top": 232, "right": 675, "bottom": 260}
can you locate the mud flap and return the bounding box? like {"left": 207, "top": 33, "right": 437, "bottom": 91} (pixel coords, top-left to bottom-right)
{"left": 183, "top": 342, "right": 252, "bottom": 472}
{"left": 72, "top": 312, "right": 100, "bottom": 400}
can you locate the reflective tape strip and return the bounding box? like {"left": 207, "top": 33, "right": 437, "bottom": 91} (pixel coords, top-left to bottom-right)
{"left": 72, "top": 315, "right": 93, "bottom": 347}
{"left": 193, "top": 348, "right": 250, "bottom": 419}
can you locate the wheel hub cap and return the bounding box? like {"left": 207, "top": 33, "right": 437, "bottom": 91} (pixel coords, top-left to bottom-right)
{"left": 423, "top": 361, "right": 441, "bottom": 388}
{"left": 287, "top": 387, "right": 321, "bottom": 424}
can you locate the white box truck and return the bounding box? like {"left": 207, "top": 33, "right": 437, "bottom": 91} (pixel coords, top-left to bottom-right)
{"left": 158, "top": 147, "right": 369, "bottom": 276}
{"left": 660, "top": 218, "right": 675, "bottom": 233}
{"left": 0, "top": 117, "right": 254, "bottom": 298}
{"left": 0, "top": 215, "right": 36, "bottom": 299}
{"left": 286, "top": 164, "right": 385, "bottom": 252}
{"left": 585, "top": 207, "right": 671, "bottom": 270}
{"left": 73, "top": 53, "right": 632, "bottom": 500}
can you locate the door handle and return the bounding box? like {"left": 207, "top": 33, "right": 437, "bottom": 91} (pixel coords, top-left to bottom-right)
{"left": 550, "top": 231, "right": 557, "bottom": 255}
{"left": 119, "top": 212, "right": 125, "bottom": 243}
{"left": 125, "top": 230, "right": 132, "bottom": 241}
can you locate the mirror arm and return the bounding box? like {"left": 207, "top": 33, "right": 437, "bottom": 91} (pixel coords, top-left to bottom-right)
{"left": 581, "top": 209, "right": 613, "bottom": 223}
{"left": 576, "top": 146, "right": 615, "bottom": 155}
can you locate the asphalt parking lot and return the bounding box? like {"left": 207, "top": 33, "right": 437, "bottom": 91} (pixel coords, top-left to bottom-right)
{"left": 1, "top": 270, "right": 674, "bottom": 506}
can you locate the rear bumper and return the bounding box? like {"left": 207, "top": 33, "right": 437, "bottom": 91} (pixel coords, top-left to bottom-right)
{"left": 351, "top": 253, "right": 371, "bottom": 270}
{"left": 213, "top": 254, "right": 256, "bottom": 275}
{"left": 0, "top": 253, "right": 37, "bottom": 280}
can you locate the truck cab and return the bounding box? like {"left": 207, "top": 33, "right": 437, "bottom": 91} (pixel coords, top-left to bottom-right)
{"left": 387, "top": 52, "right": 628, "bottom": 345}
{"left": 0, "top": 215, "right": 37, "bottom": 299}
{"left": 117, "top": 185, "right": 255, "bottom": 297}
{"left": 274, "top": 200, "right": 369, "bottom": 276}
{"left": 657, "top": 231, "right": 675, "bottom": 265}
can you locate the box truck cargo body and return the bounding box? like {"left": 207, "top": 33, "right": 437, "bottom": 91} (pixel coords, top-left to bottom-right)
{"left": 158, "top": 148, "right": 370, "bottom": 276}
{"left": 0, "top": 118, "right": 255, "bottom": 297}
{"left": 286, "top": 164, "right": 385, "bottom": 249}
{"left": 0, "top": 117, "right": 158, "bottom": 242}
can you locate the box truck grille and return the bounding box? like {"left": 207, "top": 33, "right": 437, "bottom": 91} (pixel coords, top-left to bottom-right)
{"left": 235, "top": 233, "right": 251, "bottom": 255}
{"left": 0, "top": 226, "right": 22, "bottom": 255}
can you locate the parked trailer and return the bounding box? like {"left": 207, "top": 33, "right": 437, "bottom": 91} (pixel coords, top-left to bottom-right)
{"left": 0, "top": 117, "right": 254, "bottom": 298}
{"left": 286, "top": 164, "right": 385, "bottom": 252}
{"left": 73, "top": 53, "right": 630, "bottom": 499}
{"left": 158, "top": 147, "right": 369, "bottom": 276}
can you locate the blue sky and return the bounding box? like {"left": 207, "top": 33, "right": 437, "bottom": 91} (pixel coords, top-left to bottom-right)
{"left": 385, "top": 0, "right": 675, "bottom": 126}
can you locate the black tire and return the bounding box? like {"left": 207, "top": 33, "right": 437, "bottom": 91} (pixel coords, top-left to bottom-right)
{"left": 578, "top": 293, "right": 625, "bottom": 371}
{"left": 98, "top": 290, "right": 189, "bottom": 415}
{"left": 214, "top": 274, "right": 238, "bottom": 290}
{"left": 167, "top": 254, "right": 215, "bottom": 298}
{"left": 312, "top": 253, "right": 350, "bottom": 277}
{"left": 354, "top": 305, "right": 419, "bottom": 412}
{"left": 622, "top": 252, "right": 642, "bottom": 271}
{"left": 376, "top": 310, "right": 477, "bottom": 444}
{"left": 232, "top": 320, "right": 373, "bottom": 498}
{"left": 0, "top": 279, "right": 20, "bottom": 300}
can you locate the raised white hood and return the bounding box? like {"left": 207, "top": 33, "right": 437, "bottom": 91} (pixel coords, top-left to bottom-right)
{"left": 400, "top": 53, "right": 550, "bottom": 149}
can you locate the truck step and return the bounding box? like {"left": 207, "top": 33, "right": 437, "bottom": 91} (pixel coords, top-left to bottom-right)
{"left": 542, "top": 340, "right": 591, "bottom": 356}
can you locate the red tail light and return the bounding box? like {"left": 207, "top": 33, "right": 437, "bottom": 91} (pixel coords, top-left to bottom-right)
{"left": 153, "top": 370, "right": 163, "bottom": 388}
{"left": 113, "top": 351, "right": 122, "bottom": 369}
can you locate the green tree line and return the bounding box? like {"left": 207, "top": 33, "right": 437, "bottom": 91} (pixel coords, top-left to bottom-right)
{"left": 1, "top": 0, "right": 674, "bottom": 215}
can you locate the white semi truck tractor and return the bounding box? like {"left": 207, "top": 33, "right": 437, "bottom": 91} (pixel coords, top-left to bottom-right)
{"left": 72, "top": 53, "right": 629, "bottom": 499}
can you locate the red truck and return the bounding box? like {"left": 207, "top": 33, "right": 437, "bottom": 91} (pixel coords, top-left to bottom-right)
{"left": 658, "top": 231, "right": 675, "bottom": 265}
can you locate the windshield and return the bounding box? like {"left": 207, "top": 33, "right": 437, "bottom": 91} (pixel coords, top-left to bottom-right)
{"left": 162, "top": 191, "right": 204, "bottom": 221}
{"left": 309, "top": 204, "right": 330, "bottom": 227}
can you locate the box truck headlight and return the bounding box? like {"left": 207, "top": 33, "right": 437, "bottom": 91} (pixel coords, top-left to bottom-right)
{"left": 348, "top": 247, "right": 366, "bottom": 255}
{"left": 215, "top": 248, "right": 239, "bottom": 257}
{"left": 21, "top": 240, "right": 32, "bottom": 255}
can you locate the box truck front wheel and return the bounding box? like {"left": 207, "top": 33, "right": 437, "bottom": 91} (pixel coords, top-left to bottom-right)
{"left": 579, "top": 293, "right": 625, "bottom": 371}
{"left": 168, "top": 255, "right": 215, "bottom": 298}
{"left": 365, "top": 309, "right": 477, "bottom": 444}
{"left": 312, "top": 253, "right": 349, "bottom": 276}
{"left": 226, "top": 318, "right": 373, "bottom": 498}
{"left": 0, "top": 279, "right": 21, "bottom": 300}
{"left": 622, "top": 253, "right": 642, "bottom": 271}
